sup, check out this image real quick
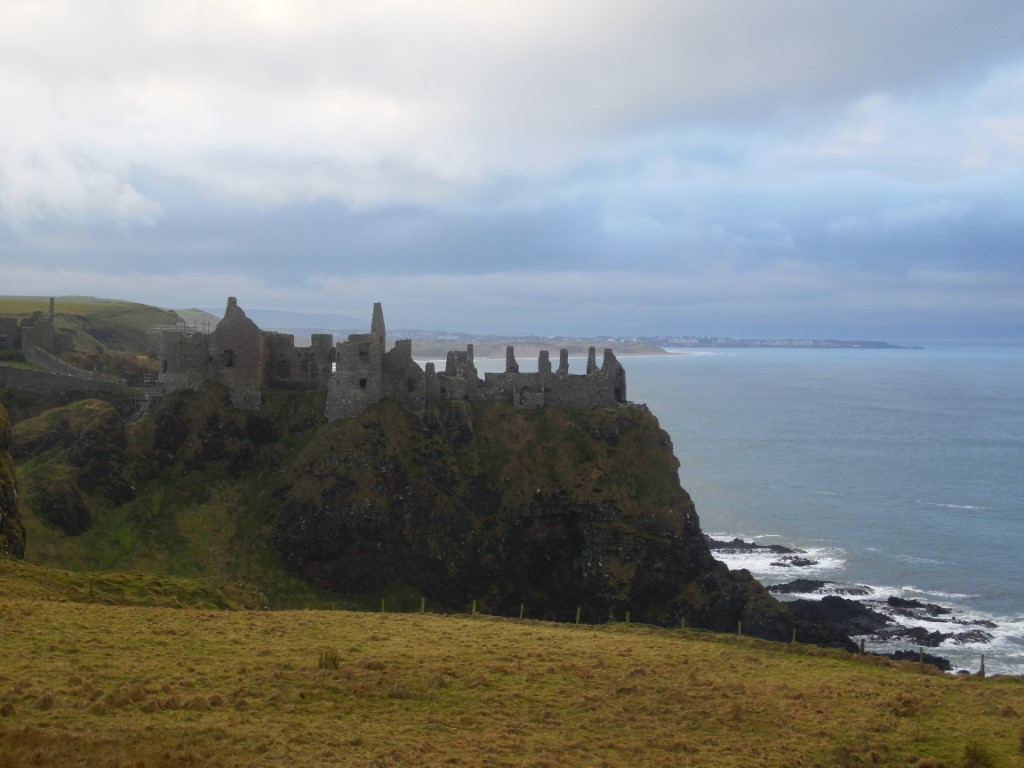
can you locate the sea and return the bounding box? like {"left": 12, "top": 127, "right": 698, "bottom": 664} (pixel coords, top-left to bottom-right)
{"left": 478, "top": 345, "right": 1024, "bottom": 675}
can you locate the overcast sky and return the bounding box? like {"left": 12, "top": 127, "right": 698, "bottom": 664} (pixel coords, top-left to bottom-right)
{"left": 1, "top": 1, "right": 1022, "bottom": 341}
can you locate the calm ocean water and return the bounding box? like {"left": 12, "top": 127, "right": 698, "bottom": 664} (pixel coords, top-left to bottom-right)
{"left": 477, "top": 345, "right": 1024, "bottom": 673}
{"left": 627, "top": 346, "right": 1024, "bottom": 675}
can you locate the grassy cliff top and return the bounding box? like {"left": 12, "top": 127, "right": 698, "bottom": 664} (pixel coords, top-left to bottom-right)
{"left": 0, "top": 566, "right": 1021, "bottom": 767}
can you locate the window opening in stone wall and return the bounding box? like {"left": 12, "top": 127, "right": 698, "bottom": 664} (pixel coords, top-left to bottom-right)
{"left": 359, "top": 378, "right": 367, "bottom": 389}
{"left": 220, "top": 349, "right": 234, "bottom": 368}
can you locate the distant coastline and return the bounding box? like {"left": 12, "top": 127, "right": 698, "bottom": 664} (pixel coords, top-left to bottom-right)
{"left": 399, "top": 335, "right": 914, "bottom": 359}
{"left": 651, "top": 337, "right": 917, "bottom": 350}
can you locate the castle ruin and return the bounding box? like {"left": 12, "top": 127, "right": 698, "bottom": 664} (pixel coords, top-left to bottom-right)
{"left": 158, "top": 298, "right": 628, "bottom": 419}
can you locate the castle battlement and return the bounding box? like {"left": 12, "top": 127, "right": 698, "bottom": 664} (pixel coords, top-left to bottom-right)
{"left": 158, "top": 299, "right": 628, "bottom": 419}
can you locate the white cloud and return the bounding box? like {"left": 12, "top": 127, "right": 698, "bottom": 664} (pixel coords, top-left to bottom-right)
{"left": 1, "top": 1, "right": 1022, "bottom": 340}
{"left": 2, "top": 0, "right": 1023, "bottom": 221}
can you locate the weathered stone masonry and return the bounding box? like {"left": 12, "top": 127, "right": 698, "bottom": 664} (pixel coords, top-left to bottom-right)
{"left": 157, "top": 298, "right": 629, "bottom": 420}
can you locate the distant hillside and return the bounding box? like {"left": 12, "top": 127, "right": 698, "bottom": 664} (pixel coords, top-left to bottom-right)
{"left": 0, "top": 295, "right": 182, "bottom": 380}
{"left": 171, "top": 307, "right": 219, "bottom": 328}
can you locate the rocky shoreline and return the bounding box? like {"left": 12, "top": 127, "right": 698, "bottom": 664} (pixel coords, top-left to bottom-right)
{"left": 706, "top": 536, "right": 996, "bottom": 672}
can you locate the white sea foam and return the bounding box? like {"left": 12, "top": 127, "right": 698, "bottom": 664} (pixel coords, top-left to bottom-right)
{"left": 708, "top": 535, "right": 847, "bottom": 582}
{"left": 842, "top": 587, "right": 1024, "bottom": 675}
{"left": 708, "top": 532, "right": 1024, "bottom": 674}
{"left": 893, "top": 554, "right": 945, "bottom": 566}
{"left": 898, "top": 585, "right": 976, "bottom": 600}
{"left": 914, "top": 500, "right": 989, "bottom": 511}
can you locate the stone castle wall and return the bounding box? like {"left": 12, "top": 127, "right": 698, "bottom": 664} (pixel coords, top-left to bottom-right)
{"left": 0, "top": 365, "right": 126, "bottom": 397}
{"left": 158, "top": 298, "right": 630, "bottom": 420}
{"left": 0, "top": 318, "right": 19, "bottom": 350}
{"left": 21, "top": 344, "right": 125, "bottom": 386}
{"left": 159, "top": 297, "right": 338, "bottom": 410}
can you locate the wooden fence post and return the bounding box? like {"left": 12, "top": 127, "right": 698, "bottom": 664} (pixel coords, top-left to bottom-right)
{"left": 575, "top": 606, "right": 581, "bottom": 625}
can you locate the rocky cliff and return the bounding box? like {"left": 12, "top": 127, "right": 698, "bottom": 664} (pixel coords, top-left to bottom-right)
{"left": 0, "top": 403, "right": 26, "bottom": 558}
{"left": 6, "top": 384, "right": 817, "bottom": 641}
{"left": 272, "top": 397, "right": 788, "bottom": 634}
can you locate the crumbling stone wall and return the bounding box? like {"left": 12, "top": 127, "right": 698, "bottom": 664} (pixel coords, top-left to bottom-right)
{"left": 383, "top": 339, "right": 426, "bottom": 414}
{"left": 0, "top": 365, "right": 126, "bottom": 397}
{"left": 0, "top": 318, "right": 19, "bottom": 350}
{"left": 21, "top": 344, "right": 124, "bottom": 386}
{"left": 19, "top": 301, "right": 73, "bottom": 357}
{"left": 262, "top": 331, "right": 336, "bottom": 391}
{"left": 476, "top": 346, "right": 626, "bottom": 411}
{"left": 157, "top": 298, "right": 630, "bottom": 421}
{"left": 326, "top": 332, "right": 385, "bottom": 421}
{"left": 159, "top": 329, "right": 210, "bottom": 392}
{"left": 208, "top": 298, "right": 264, "bottom": 410}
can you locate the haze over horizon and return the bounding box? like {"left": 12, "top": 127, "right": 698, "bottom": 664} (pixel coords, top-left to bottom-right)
{"left": 1, "top": 2, "right": 1022, "bottom": 343}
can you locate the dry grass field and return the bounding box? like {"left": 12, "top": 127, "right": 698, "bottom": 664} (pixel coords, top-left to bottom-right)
{"left": 2, "top": 563, "right": 1024, "bottom": 767}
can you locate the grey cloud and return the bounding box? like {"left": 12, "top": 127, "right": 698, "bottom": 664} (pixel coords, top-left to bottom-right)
{"left": 1, "top": 1, "right": 1023, "bottom": 342}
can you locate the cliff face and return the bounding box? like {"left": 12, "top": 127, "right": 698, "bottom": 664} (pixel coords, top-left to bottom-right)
{"left": 273, "top": 398, "right": 786, "bottom": 633}
{"left": 0, "top": 403, "right": 26, "bottom": 558}
{"left": 9, "top": 400, "right": 136, "bottom": 537}
{"left": 5, "top": 385, "right": 790, "bottom": 638}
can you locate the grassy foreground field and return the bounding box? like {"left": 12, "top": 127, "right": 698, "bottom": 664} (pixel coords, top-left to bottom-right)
{"left": 2, "top": 563, "right": 1023, "bottom": 767}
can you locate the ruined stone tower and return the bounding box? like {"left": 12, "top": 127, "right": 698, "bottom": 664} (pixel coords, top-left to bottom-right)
{"left": 159, "top": 298, "right": 629, "bottom": 420}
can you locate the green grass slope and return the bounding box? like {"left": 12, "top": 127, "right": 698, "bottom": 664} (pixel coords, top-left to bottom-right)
{"left": 0, "top": 295, "right": 179, "bottom": 380}
{"left": 10, "top": 386, "right": 334, "bottom": 608}
{"left": 0, "top": 588, "right": 1021, "bottom": 767}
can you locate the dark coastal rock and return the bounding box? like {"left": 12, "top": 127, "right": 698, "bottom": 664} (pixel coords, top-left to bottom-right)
{"left": 885, "top": 650, "right": 953, "bottom": 671}
{"left": 952, "top": 629, "right": 995, "bottom": 644}
{"left": 706, "top": 536, "right": 803, "bottom": 555}
{"left": 874, "top": 626, "right": 949, "bottom": 647}
{"left": 769, "top": 556, "right": 819, "bottom": 568}
{"left": 873, "top": 625, "right": 994, "bottom": 648}
{"left": 768, "top": 579, "right": 874, "bottom": 597}
{"left": 786, "top": 596, "right": 892, "bottom": 650}
{"left": 887, "top": 596, "right": 951, "bottom": 617}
